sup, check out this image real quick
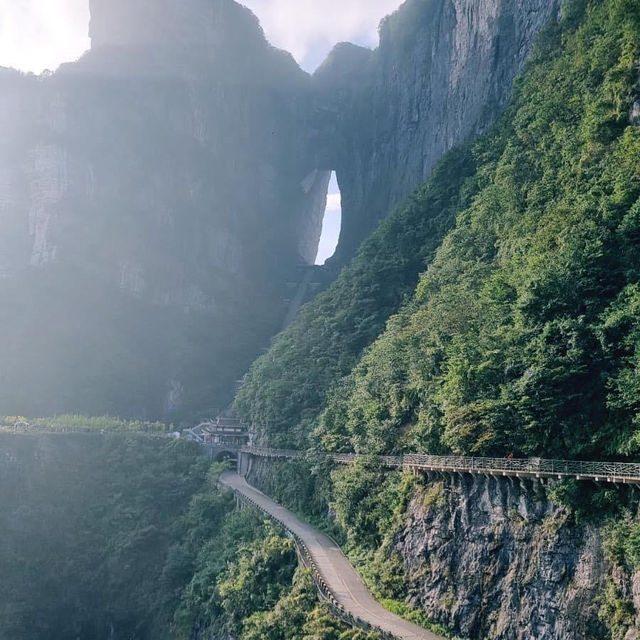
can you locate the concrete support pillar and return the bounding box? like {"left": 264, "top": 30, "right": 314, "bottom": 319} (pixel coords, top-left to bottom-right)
{"left": 238, "top": 451, "right": 251, "bottom": 476}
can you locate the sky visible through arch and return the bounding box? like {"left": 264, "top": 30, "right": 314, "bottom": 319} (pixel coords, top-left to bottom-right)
{"left": 316, "top": 173, "right": 342, "bottom": 265}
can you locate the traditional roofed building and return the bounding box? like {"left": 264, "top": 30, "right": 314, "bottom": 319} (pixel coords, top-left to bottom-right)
{"left": 183, "top": 416, "right": 251, "bottom": 456}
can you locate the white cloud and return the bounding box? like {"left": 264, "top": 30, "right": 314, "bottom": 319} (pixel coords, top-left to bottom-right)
{"left": 240, "top": 0, "right": 404, "bottom": 71}
{"left": 0, "top": 0, "right": 90, "bottom": 73}
{"left": 326, "top": 192, "right": 342, "bottom": 213}
{"left": 316, "top": 209, "right": 341, "bottom": 265}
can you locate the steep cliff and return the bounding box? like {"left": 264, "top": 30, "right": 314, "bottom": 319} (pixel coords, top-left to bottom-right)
{"left": 317, "top": 0, "right": 640, "bottom": 460}
{"left": 397, "top": 474, "right": 608, "bottom": 639}
{"left": 236, "top": 0, "right": 640, "bottom": 637}
{"left": 0, "top": 0, "right": 328, "bottom": 419}
{"left": 243, "top": 451, "right": 640, "bottom": 640}
{"left": 0, "top": 0, "right": 567, "bottom": 421}
{"left": 315, "top": 0, "right": 562, "bottom": 262}
{"left": 395, "top": 471, "right": 640, "bottom": 640}
{"left": 0, "top": 432, "right": 208, "bottom": 640}
{"left": 236, "top": 0, "right": 640, "bottom": 457}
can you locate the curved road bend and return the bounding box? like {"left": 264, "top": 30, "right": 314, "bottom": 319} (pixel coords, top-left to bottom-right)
{"left": 219, "top": 472, "right": 444, "bottom": 640}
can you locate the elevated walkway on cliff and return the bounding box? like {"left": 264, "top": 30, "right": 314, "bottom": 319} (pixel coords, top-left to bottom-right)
{"left": 222, "top": 448, "right": 640, "bottom": 637}
{"left": 238, "top": 447, "right": 640, "bottom": 485}
{"left": 219, "top": 471, "right": 443, "bottom": 640}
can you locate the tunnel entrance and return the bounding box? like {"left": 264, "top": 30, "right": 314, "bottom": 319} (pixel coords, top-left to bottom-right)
{"left": 212, "top": 450, "right": 237, "bottom": 463}
{"left": 315, "top": 172, "right": 342, "bottom": 265}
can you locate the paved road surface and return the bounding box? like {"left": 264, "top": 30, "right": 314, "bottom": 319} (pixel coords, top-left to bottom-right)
{"left": 219, "top": 472, "right": 444, "bottom": 640}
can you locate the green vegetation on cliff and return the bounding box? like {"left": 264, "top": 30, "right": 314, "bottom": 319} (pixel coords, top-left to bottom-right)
{"left": 4, "top": 1, "right": 640, "bottom": 639}
{"left": 1, "top": 414, "right": 169, "bottom": 433}
{"left": 238, "top": 0, "right": 640, "bottom": 461}
{"left": 236, "top": 2, "right": 640, "bottom": 631}
{"left": 319, "top": 0, "right": 640, "bottom": 459}
{"left": 174, "top": 467, "right": 379, "bottom": 640}
{"left": 176, "top": 505, "right": 376, "bottom": 640}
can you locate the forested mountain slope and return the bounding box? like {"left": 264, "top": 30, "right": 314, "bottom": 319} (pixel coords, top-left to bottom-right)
{"left": 0, "top": 434, "right": 207, "bottom": 639}
{"left": 0, "top": 432, "right": 377, "bottom": 640}
{"left": 319, "top": 0, "right": 640, "bottom": 459}
{"left": 238, "top": 5, "right": 640, "bottom": 635}
{"left": 0, "top": 0, "right": 560, "bottom": 423}
{"left": 237, "top": 0, "right": 640, "bottom": 462}
{"left": 236, "top": 148, "right": 479, "bottom": 445}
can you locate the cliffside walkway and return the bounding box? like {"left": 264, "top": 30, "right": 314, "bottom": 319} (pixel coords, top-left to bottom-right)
{"left": 239, "top": 447, "right": 640, "bottom": 485}
{"left": 219, "top": 471, "right": 443, "bottom": 640}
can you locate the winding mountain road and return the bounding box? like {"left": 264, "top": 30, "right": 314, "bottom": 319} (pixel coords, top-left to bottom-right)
{"left": 219, "top": 472, "right": 444, "bottom": 640}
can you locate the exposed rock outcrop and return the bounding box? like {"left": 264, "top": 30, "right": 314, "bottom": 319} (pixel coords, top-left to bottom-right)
{"left": 397, "top": 474, "right": 611, "bottom": 640}
{"left": 246, "top": 454, "right": 639, "bottom": 640}
{"left": 631, "top": 63, "right": 640, "bottom": 125}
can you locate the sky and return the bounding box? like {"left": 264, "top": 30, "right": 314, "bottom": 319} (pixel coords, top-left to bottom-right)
{"left": 0, "top": 0, "right": 404, "bottom": 264}
{"left": 0, "top": 0, "right": 404, "bottom": 74}
{"left": 0, "top": 0, "right": 90, "bottom": 74}
{"left": 316, "top": 173, "right": 342, "bottom": 265}
{"left": 240, "top": 0, "right": 405, "bottom": 72}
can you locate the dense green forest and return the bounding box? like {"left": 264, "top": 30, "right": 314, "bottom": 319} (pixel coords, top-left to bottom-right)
{"left": 0, "top": 434, "right": 377, "bottom": 640}
{"left": 235, "top": 146, "right": 478, "bottom": 447}
{"left": 0, "top": 414, "right": 170, "bottom": 433}
{"left": 175, "top": 494, "right": 378, "bottom": 640}
{"left": 0, "top": 434, "right": 207, "bottom": 639}
{"left": 237, "top": 0, "right": 640, "bottom": 461}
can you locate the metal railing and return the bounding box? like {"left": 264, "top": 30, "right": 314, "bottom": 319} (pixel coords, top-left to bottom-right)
{"left": 240, "top": 446, "right": 301, "bottom": 459}
{"left": 239, "top": 447, "right": 640, "bottom": 483}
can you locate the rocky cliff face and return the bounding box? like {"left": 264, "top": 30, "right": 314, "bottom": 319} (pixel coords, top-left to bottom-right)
{"left": 396, "top": 474, "right": 634, "bottom": 640}
{"left": 246, "top": 454, "right": 640, "bottom": 640}
{"left": 315, "top": 0, "right": 562, "bottom": 261}
{"left": 0, "top": 0, "right": 327, "bottom": 418}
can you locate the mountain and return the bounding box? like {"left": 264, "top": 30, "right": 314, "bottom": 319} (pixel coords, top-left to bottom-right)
{"left": 238, "top": 2, "right": 640, "bottom": 638}
{"left": 239, "top": 0, "right": 640, "bottom": 461}
{"left": 0, "top": 0, "right": 326, "bottom": 420}
{"left": 314, "top": 0, "right": 562, "bottom": 262}
{"left": 3, "top": 1, "right": 640, "bottom": 639}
